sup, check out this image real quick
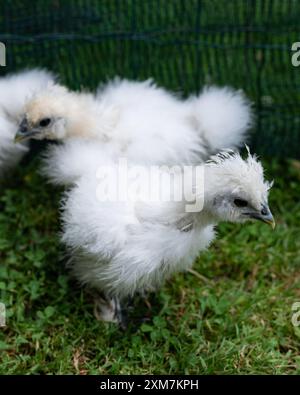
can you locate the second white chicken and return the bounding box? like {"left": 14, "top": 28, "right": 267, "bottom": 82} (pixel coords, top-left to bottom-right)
{"left": 16, "top": 79, "right": 253, "bottom": 185}
{"left": 0, "top": 69, "right": 55, "bottom": 177}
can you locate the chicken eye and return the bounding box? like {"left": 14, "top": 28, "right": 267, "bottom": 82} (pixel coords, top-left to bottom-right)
{"left": 39, "top": 118, "right": 51, "bottom": 127}
{"left": 234, "top": 198, "right": 248, "bottom": 207}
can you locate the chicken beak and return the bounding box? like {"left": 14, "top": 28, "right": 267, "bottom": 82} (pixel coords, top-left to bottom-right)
{"left": 14, "top": 131, "right": 27, "bottom": 143}
{"left": 252, "top": 204, "right": 275, "bottom": 229}
{"left": 14, "top": 118, "right": 35, "bottom": 143}
{"left": 262, "top": 214, "right": 276, "bottom": 229}
{"left": 261, "top": 203, "right": 275, "bottom": 229}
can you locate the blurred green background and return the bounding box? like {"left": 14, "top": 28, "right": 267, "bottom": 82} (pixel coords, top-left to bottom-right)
{"left": 0, "top": 0, "right": 299, "bottom": 157}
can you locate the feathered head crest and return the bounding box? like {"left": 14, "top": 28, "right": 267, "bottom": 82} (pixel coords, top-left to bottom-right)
{"left": 207, "top": 146, "right": 273, "bottom": 194}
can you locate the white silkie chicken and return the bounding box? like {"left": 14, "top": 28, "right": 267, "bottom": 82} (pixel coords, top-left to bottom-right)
{"left": 0, "top": 69, "right": 55, "bottom": 177}
{"left": 15, "top": 79, "right": 252, "bottom": 186}
{"left": 61, "top": 150, "right": 274, "bottom": 327}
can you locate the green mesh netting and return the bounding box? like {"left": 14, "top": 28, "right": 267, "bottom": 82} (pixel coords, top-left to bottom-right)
{"left": 0, "top": 0, "right": 299, "bottom": 158}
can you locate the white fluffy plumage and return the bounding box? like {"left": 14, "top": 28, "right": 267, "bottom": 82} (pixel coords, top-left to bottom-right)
{"left": 0, "top": 69, "right": 55, "bottom": 177}
{"left": 19, "top": 79, "right": 252, "bottom": 186}
{"left": 61, "top": 151, "right": 273, "bottom": 307}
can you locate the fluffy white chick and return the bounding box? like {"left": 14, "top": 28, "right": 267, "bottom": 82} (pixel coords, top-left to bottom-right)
{"left": 61, "top": 150, "right": 274, "bottom": 326}
{"left": 0, "top": 69, "right": 55, "bottom": 177}
{"left": 15, "top": 79, "right": 252, "bottom": 186}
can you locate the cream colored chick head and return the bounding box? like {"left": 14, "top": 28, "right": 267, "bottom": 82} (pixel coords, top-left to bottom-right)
{"left": 15, "top": 84, "right": 99, "bottom": 142}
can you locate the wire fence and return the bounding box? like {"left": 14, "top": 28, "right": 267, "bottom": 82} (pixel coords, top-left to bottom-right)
{"left": 0, "top": 0, "right": 299, "bottom": 158}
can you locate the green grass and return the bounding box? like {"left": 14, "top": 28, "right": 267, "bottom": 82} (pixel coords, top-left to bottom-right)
{"left": 0, "top": 156, "right": 299, "bottom": 374}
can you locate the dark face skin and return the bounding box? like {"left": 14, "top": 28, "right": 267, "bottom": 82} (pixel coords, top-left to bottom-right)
{"left": 15, "top": 117, "right": 52, "bottom": 142}
{"left": 233, "top": 197, "right": 275, "bottom": 227}
{"left": 212, "top": 193, "right": 275, "bottom": 228}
